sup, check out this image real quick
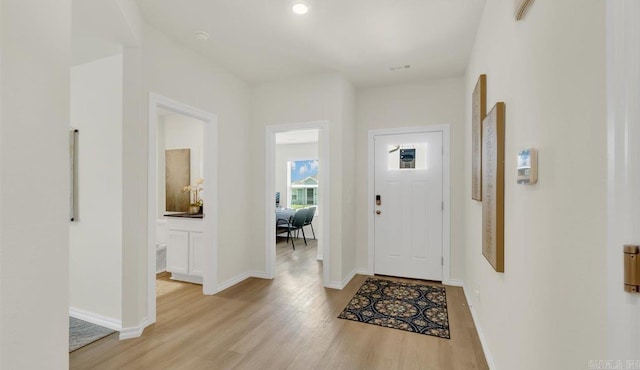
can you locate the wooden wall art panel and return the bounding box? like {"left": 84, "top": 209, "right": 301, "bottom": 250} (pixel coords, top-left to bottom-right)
{"left": 472, "top": 74, "right": 487, "bottom": 201}
{"left": 482, "top": 102, "right": 505, "bottom": 272}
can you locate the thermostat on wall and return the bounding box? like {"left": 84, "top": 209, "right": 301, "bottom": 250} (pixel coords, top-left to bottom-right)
{"left": 517, "top": 148, "right": 538, "bottom": 185}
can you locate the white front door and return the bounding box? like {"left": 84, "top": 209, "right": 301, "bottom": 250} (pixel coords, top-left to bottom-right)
{"left": 374, "top": 132, "right": 443, "bottom": 280}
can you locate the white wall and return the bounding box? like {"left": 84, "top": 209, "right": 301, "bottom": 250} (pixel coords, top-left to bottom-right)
{"left": 340, "top": 79, "right": 357, "bottom": 279}
{"left": 157, "top": 113, "right": 204, "bottom": 217}
{"left": 355, "top": 77, "right": 466, "bottom": 280}
{"left": 250, "top": 72, "right": 357, "bottom": 285}
{"left": 139, "top": 23, "right": 251, "bottom": 310}
{"left": 463, "top": 0, "right": 607, "bottom": 368}
{"left": 275, "top": 142, "right": 318, "bottom": 208}
{"left": 0, "top": 0, "right": 70, "bottom": 368}
{"left": 121, "top": 45, "right": 146, "bottom": 328}
{"left": 70, "top": 54, "right": 124, "bottom": 323}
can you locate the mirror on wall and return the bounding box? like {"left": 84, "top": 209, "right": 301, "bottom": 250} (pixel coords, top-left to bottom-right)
{"left": 157, "top": 109, "right": 204, "bottom": 216}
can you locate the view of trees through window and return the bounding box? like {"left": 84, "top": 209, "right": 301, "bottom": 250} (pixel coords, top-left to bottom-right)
{"left": 288, "top": 159, "right": 318, "bottom": 209}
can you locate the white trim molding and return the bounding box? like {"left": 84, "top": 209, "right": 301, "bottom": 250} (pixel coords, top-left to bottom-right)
{"left": 147, "top": 93, "right": 218, "bottom": 327}
{"left": 119, "top": 319, "right": 149, "bottom": 340}
{"left": 367, "top": 125, "right": 452, "bottom": 283}
{"left": 443, "top": 279, "right": 464, "bottom": 287}
{"left": 265, "top": 121, "right": 331, "bottom": 288}
{"left": 69, "top": 307, "right": 122, "bottom": 332}
{"left": 461, "top": 285, "right": 496, "bottom": 370}
{"left": 215, "top": 271, "right": 270, "bottom": 293}
{"left": 327, "top": 269, "right": 369, "bottom": 290}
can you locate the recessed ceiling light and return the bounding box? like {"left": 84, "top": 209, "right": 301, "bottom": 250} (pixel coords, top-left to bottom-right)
{"left": 194, "top": 31, "right": 210, "bottom": 41}
{"left": 292, "top": 2, "right": 309, "bottom": 15}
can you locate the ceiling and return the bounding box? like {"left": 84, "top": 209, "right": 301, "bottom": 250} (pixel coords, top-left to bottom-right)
{"left": 135, "top": 0, "right": 486, "bottom": 87}
{"left": 72, "top": 0, "right": 139, "bottom": 66}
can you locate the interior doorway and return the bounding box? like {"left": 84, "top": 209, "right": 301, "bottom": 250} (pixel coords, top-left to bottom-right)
{"left": 274, "top": 130, "right": 320, "bottom": 256}
{"left": 147, "top": 93, "right": 218, "bottom": 325}
{"left": 265, "top": 122, "right": 330, "bottom": 287}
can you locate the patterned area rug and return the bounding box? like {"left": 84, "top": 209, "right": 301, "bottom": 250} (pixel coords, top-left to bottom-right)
{"left": 338, "top": 277, "right": 450, "bottom": 339}
{"left": 69, "top": 317, "right": 115, "bottom": 352}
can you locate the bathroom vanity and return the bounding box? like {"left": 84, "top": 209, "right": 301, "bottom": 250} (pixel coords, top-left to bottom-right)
{"left": 164, "top": 213, "right": 204, "bottom": 284}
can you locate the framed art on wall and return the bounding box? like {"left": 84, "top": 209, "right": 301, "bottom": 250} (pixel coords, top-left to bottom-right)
{"left": 165, "top": 148, "right": 191, "bottom": 212}
{"left": 472, "top": 74, "right": 487, "bottom": 201}
{"left": 482, "top": 102, "right": 505, "bottom": 272}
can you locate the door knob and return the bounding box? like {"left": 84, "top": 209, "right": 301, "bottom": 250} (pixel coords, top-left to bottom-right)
{"left": 376, "top": 210, "right": 381, "bottom": 215}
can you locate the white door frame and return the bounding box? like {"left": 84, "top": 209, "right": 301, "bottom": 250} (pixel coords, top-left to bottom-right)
{"left": 606, "top": 0, "right": 640, "bottom": 358}
{"left": 367, "top": 125, "right": 451, "bottom": 283}
{"left": 265, "top": 121, "right": 330, "bottom": 288}
{"left": 147, "top": 93, "right": 218, "bottom": 325}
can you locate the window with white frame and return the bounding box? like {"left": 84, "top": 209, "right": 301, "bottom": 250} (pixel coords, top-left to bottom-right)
{"left": 287, "top": 159, "right": 318, "bottom": 209}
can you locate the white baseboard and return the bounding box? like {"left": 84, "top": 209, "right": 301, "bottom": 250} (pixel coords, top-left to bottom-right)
{"left": 461, "top": 285, "right": 496, "bottom": 370}
{"left": 69, "top": 307, "right": 122, "bottom": 331}
{"left": 119, "top": 318, "right": 148, "bottom": 340}
{"left": 217, "top": 272, "right": 251, "bottom": 292}
{"left": 216, "top": 271, "right": 270, "bottom": 293}
{"left": 170, "top": 273, "right": 203, "bottom": 285}
{"left": 443, "top": 279, "right": 464, "bottom": 287}
{"left": 327, "top": 268, "right": 368, "bottom": 290}
{"left": 249, "top": 271, "right": 270, "bottom": 279}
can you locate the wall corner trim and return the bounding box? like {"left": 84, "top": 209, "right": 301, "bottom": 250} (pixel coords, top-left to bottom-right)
{"left": 119, "top": 319, "right": 149, "bottom": 340}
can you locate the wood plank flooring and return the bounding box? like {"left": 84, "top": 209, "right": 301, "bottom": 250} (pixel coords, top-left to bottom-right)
{"left": 70, "top": 238, "right": 488, "bottom": 369}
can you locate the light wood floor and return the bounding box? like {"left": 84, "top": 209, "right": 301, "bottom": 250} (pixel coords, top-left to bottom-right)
{"left": 70, "top": 238, "right": 488, "bottom": 369}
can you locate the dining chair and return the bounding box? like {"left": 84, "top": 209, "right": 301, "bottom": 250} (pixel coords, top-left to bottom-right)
{"left": 283, "top": 209, "right": 308, "bottom": 250}
{"left": 302, "top": 206, "right": 316, "bottom": 239}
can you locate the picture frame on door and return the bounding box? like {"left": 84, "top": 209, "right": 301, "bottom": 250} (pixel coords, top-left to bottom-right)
{"left": 472, "top": 74, "right": 487, "bottom": 201}
{"left": 482, "top": 102, "right": 505, "bottom": 273}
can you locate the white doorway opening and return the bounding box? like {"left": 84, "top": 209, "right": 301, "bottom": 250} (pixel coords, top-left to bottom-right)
{"left": 265, "top": 121, "right": 330, "bottom": 287}
{"left": 147, "top": 93, "right": 218, "bottom": 325}
{"left": 367, "top": 125, "right": 451, "bottom": 282}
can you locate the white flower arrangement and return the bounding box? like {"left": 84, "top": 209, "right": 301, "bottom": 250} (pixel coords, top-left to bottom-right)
{"left": 183, "top": 178, "right": 204, "bottom": 207}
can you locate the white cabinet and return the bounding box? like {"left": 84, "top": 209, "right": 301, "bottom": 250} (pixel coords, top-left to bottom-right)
{"left": 165, "top": 217, "right": 204, "bottom": 284}
{"left": 189, "top": 232, "right": 205, "bottom": 277}
{"left": 167, "top": 230, "right": 189, "bottom": 274}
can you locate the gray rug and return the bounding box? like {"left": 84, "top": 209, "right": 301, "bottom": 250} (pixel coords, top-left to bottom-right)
{"left": 69, "top": 317, "right": 116, "bottom": 352}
